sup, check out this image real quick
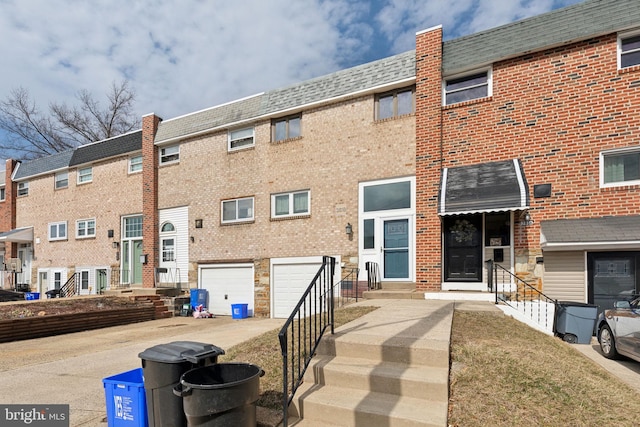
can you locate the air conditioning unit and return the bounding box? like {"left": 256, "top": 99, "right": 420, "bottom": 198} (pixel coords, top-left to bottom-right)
{"left": 7, "top": 258, "right": 22, "bottom": 273}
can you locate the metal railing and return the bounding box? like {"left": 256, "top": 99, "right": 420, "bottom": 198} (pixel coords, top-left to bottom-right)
{"left": 366, "top": 261, "right": 381, "bottom": 290}
{"left": 487, "top": 259, "right": 557, "bottom": 332}
{"left": 59, "top": 273, "right": 79, "bottom": 297}
{"left": 278, "top": 256, "right": 336, "bottom": 427}
{"left": 155, "top": 267, "right": 182, "bottom": 288}
{"left": 335, "top": 267, "right": 360, "bottom": 307}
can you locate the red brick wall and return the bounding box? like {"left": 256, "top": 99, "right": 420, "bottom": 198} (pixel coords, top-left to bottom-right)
{"left": 0, "top": 159, "right": 18, "bottom": 259}
{"left": 415, "top": 27, "right": 444, "bottom": 290}
{"left": 142, "top": 114, "right": 161, "bottom": 288}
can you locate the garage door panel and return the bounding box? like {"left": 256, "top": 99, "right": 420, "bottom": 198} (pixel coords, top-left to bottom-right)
{"left": 273, "top": 263, "right": 322, "bottom": 318}
{"left": 200, "top": 266, "right": 254, "bottom": 316}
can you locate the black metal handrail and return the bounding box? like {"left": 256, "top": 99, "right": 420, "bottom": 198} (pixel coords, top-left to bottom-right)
{"left": 365, "top": 261, "right": 381, "bottom": 290}
{"left": 59, "top": 273, "right": 79, "bottom": 297}
{"left": 335, "top": 267, "right": 360, "bottom": 307}
{"left": 278, "top": 256, "right": 335, "bottom": 427}
{"left": 487, "top": 259, "right": 557, "bottom": 331}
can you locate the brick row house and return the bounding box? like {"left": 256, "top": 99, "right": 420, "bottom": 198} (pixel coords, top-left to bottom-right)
{"left": 0, "top": 0, "right": 638, "bottom": 318}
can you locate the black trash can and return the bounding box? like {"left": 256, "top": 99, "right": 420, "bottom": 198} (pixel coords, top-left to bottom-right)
{"left": 138, "top": 341, "right": 225, "bottom": 427}
{"left": 174, "top": 363, "right": 264, "bottom": 427}
{"left": 554, "top": 301, "right": 598, "bottom": 344}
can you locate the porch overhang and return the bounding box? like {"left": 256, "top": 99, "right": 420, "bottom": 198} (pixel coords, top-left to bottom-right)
{"left": 0, "top": 227, "right": 34, "bottom": 244}
{"left": 438, "top": 159, "right": 529, "bottom": 216}
{"left": 541, "top": 216, "right": 640, "bottom": 251}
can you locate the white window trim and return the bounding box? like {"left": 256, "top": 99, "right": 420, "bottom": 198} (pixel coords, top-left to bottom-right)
{"left": 599, "top": 146, "right": 640, "bottom": 188}
{"left": 48, "top": 221, "right": 67, "bottom": 241}
{"left": 160, "top": 145, "right": 180, "bottom": 165}
{"left": 55, "top": 171, "right": 69, "bottom": 189}
{"left": 129, "top": 155, "right": 143, "bottom": 174}
{"left": 17, "top": 181, "right": 28, "bottom": 196}
{"left": 618, "top": 29, "right": 640, "bottom": 70}
{"left": 77, "top": 166, "right": 93, "bottom": 184}
{"left": 221, "top": 197, "right": 255, "bottom": 224}
{"left": 442, "top": 67, "right": 493, "bottom": 106}
{"left": 271, "top": 190, "right": 311, "bottom": 218}
{"left": 228, "top": 127, "right": 255, "bottom": 151}
{"left": 0, "top": 185, "right": 5, "bottom": 201}
{"left": 76, "top": 218, "right": 96, "bottom": 239}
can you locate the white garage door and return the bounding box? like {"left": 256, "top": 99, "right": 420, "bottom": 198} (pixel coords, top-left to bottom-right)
{"left": 272, "top": 260, "right": 323, "bottom": 319}
{"left": 199, "top": 265, "right": 254, "bottom": 316}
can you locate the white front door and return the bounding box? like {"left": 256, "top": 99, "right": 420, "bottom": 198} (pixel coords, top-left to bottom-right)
{"left": 78, "top": 270, "right": 91, "bottom": 295}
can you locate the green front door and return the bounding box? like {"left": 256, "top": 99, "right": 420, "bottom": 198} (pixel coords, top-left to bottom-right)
{"left": 133, "top": 241, "right": 143, "bottom": 285}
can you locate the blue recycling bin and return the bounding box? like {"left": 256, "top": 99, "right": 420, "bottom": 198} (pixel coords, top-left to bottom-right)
{"left": 190, "top": 289, "right": 208, "bottom": 310}
{"left": 103, "top": 368, "right": 147, "bottom": 427}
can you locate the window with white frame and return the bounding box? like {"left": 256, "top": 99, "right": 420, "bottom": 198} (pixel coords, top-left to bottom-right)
{"left": 129, "top": 155, "right": 143, "bottom": 173}
{"left": 619, "top": 32, "right": 640, "bottom": 69}
{"left": 222, "top": 197, "right": 254, "bottom": 223}
{"left": 124, "top": 215, "right": 143, "bottom": 238}
{"left": 600, "top": 148, "right": 640, "bottom": 187}
{"left": 228, "top": 127, "right": 255, "bottom": 151}
{"left": 0, "top": 186, "right": 5, "bottom": 201}
{"left": 160, "top": 145, "right": 180, "bottom": 164}
{"left": 76, "top": 218, "right": 96, "bottom": 238}
{"left": 444, "top": 69, "right": 491, "bottom": 105}
{"left": 272, "top": 115, "right": 301, "bottom": 142}
{"left": 272, "top": 190, "right": 310, "bottom": 218}
{"left": 376, "top": 87, "right": 415, "bottom": 120}
{"left": 78, "top": 167, "right": 93, "bottom": 184}
{"left": 55, "top": 171, "right": 68, "bottom": 189}
{"left": 162, "top": 237, "right": 175, "bottom": 262}
{"left": 49, "top": 221, "right": 67, "bottom": 241}
{"left": 17, "top": 181, "right": 28, "bottom": 196}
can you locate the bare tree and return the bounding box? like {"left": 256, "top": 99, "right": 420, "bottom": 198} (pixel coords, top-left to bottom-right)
{"left": 0, "top": 80, "right": 139, "bottom": 159}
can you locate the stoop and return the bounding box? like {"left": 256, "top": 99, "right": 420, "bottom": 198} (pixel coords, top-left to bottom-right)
{"left": 286, "top": 300, "right": 452, "bottom": 427}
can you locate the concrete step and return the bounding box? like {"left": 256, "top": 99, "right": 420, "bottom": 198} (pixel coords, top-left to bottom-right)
{"left": 362, "top": 290, "right": 422, "bottom": 300}
{"left": 304, "top": 356, "right": 448, "bottom": 400}
{"left": 316, "top": 333, "right": 449, "bottom": 368}
{"left": 380, "top": 282, "right": 417, "bottom": 291}
{"left": 289, "top": 383, "right": 447, "bottom": 427}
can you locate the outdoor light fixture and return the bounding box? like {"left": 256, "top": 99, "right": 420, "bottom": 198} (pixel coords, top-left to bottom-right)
{"left": 345, "top": 223, "right": 353, "bottom": 236}
{"left": 112, "top": 242, "right": 120, "bottom": 249}
{"left": 140, "top": 254, "right": 148, "bottom": 265}
{"left": 195, "top": 219, "right": 203, "bottom": 228}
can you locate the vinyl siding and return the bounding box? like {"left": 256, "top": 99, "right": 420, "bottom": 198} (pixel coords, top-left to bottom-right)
{"left": 543, "top": 251, "right": 586, "bottom": 302}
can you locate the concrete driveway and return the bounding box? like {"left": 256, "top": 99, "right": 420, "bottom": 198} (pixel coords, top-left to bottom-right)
{"left": 0, "top": 315, "right": 283, "bottom": 426}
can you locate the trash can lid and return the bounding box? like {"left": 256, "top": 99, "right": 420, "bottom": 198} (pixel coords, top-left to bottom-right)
{"left": 138, "top": 341, "right": 225, "bottom": 364}
{"left": 557, "top": 301, "right": 597, "bottom": 307}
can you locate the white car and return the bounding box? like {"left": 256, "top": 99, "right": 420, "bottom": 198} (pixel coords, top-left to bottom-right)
{"left": 597, "top": 298, "right": 640, "bottom": 362}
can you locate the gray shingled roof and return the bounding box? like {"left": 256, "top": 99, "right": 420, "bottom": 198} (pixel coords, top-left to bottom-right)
{"left": 155, "top": 50, "right": 416, "bottom": 143}
{"left": 69, "top": 130, "right": 141, "bottom": 167}
{"left": 443, "top": 0, "right": 640, "bottom": 75}
{"left": 541, "top": 216, "right": 640, "bottom": 244}
{"left": 13, "top": 150, "right": 74, "bottom": 181}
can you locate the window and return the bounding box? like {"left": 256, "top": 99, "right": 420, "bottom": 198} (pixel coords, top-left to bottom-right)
{"left": 160, "top": 145, "right": 180, "bottom": 164}
{"left": 76, "top": 219, "right": 96, "bottom": 238}
{"left": 49, "top": 221, "right": 67, "bottom": 241}
{"left": 0, "top": 186, "right": 5, "bottom": 201}
{"left": 129, "top": 155, "right": 143, "bottom": 173}
{"left": 601, "top": 148, "right": 640, "bottom": 187}
{"left": 161, "top": 222, "right": 175, "bottom": 232}
{"left": 17, "top": 182, "right": 28, "bottom": 196}
{"left": 376, "top": 87, "right": 415, "bottom": 120}
{"left": 364, "top": 181, "right": 411, "bottom": 212}
{"left": 229, "top": 127, "right": 255, "bottom": 151}
{"left": 272, "top": 115, "right": 301, "bottom": 142}
{"left": 80, "top": 270, "right": 89, "bottom": 291}
{"left": 55, "top": 171, "right": 68, "bottom": 189}
{"left": 272, "top": 190, "right": 310, "bottom": 218}
{"left": 444, "top": 70, "right": 491, "bottom": 105}
{"left": 162, "top": 238, "right": 175, "bottom": 262}
{"left": 620, "top": 32, "right": 640, "bottom": 69}
{"left": 222, "top": 197, "right": 254, "bottom": 223}
{"left": 78, "top": 167, "right": 92, "bottom": 184}
{"left": 124, "top": 216, "right": 143, "bottom": 238}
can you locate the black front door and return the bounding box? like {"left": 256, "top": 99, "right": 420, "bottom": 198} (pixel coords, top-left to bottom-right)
{"left": 444, "top": 215, "right": 482, "bottom": 282}
{"left": 588, "top": 252, "right": 640, "bottom": 315}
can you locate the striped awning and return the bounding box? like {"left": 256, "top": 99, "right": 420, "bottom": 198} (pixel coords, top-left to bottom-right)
{"left": 0, "top": 227, "right": 33, "bottom": 243}
{"left": 439, "top": 159, "right": 529, "bottom": 216}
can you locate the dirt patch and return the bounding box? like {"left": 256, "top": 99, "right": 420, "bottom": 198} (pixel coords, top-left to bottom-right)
{"left": 0, "top": 297, "right": 145, "bottom": 320}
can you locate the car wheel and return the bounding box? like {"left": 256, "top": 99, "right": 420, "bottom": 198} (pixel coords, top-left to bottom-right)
{"left": 599, "top": 324, "right": 618, "bottom": 360}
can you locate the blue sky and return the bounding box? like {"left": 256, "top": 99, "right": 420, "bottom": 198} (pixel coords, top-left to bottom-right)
{"left": 0, "top": 0, "right": 583, "bottom": 125}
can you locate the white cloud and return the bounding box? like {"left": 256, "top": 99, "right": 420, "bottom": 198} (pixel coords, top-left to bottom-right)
{"left": 0, "top": 0, "right": 584, "bottom": 126}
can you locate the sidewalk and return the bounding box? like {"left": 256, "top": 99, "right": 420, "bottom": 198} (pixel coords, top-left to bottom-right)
{"left": 0, "top": 315, "right": 283, "bottom": 426}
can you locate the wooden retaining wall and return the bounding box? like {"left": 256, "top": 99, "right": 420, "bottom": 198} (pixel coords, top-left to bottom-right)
{"left": 0, "top": 305, "right": 156, "bottom": 343}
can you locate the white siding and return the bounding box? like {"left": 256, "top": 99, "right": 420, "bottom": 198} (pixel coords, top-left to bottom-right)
{"left": 159, "top": 206, "right": 189, "bottom": 285}
{"left": 543, "top": 251, "right": 586, "bottom": 302}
